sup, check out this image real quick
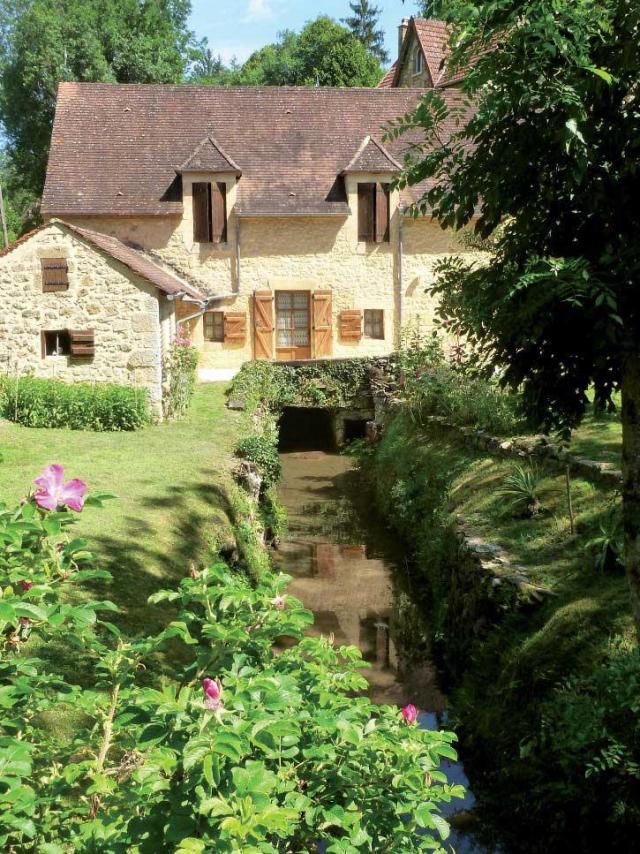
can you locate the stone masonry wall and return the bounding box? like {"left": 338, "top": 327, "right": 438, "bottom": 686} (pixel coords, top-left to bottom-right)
{"left": 63, "top": 184, "right": 475, "bottom": 371}
{"left": 0, "top": 223, "right": 165, "bottom": 415}
{"left": 397, "top": 30, "right": 434, "bottom": 88}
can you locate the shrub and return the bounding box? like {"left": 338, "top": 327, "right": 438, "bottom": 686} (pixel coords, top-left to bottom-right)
{"left": 0, "top": 465, "right": 463, "bottom": 852}
{"left": 0, "top": 375, "right": 150, "bottom": 431}
{"left": 163, "top": 328, "right": 199, "bottom": 419}
{"left": 235, "top": 433, "right": 282, "bottom": 488}
{"left": 398, "top": 330, "right": 525, "bottom": 435}
{"left": 499, "top": 463, "right": 544, "bottom": 518}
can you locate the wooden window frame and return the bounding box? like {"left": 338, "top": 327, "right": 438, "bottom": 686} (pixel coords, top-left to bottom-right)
{"left": 192, "top": 181, "right": 228, "bottom": 244}
{"left": 41, "top": 258, "right": 69, "bottom": 292}
{"left": 203, "top": 310, "right": 225, "bottom": 342}
{"left": 41, "top": 329, "right": 71, "bottom": 357}
{"left": 357, "top": 182, "right": 390, "bottom": 244}
{"left": 364, "top": 309, "right": 385, "bottom": 340}
{"left": 413, "top": 49, "right": 424, "bottom": 75}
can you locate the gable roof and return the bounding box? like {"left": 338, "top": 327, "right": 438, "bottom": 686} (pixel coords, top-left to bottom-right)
{"left": 58, "top": 222, "right": 204, "bottom": 299}
{"left": 379, "top": 18, "right": 457, "bottom": 89}
{"left": 42, "top": 83, "right": 469, "bottom": 218}
{"left": 377, "top": 63, "right": 397, "bottom": 89}
{"left": 177, "top": 136, "right": 242, "bottom": 175}
{"left": 341, "top": 136, "right": 403, "bottom": 174}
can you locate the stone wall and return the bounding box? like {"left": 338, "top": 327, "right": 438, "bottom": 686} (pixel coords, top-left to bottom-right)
{"left": 63, "top": 189, "right": 475, "bottom": 371}
{"left": 0, "top": 223, "right": 167, "bottom": 416}
{"left": 396, "top": 30, "right": 434, "bottom": 88}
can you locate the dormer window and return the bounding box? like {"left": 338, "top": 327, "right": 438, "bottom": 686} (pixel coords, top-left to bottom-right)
{"left": 192, "top": 182, "right": 227, "bottom": 244}
{"left": 357, "top": 183, "right": 390, "bottom": 243}
{"left": 414, "top": 49, "right": 424, "bottom": 75}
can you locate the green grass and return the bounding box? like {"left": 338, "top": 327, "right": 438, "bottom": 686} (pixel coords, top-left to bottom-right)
{"left": 569, "top": 410, "right": 622, "bottom": 466}
{"left": 0, "top": 384, "right": 243, "bottom": 638}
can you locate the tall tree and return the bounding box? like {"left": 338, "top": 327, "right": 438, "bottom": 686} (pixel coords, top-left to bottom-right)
{"left": 0, "top": 0, "right": 195, "bottom": 201}
{"left": 391, "top": 0, "right": 640, "bottom": 632}
{"left": 342, "top": 0, "right": 388, "bottom": 64}
{"left": 235, "top": 17, "right": 382, "bottom": 87}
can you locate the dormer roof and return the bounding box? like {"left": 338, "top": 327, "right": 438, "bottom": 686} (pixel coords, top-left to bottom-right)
{"left": 341, "top": 136, "right": 404, "bottom": 175}
{"left": 177, "top": 136, "right": 242, "bottom": 175}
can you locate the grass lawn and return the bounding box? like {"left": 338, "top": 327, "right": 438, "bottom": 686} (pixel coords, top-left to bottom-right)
{"left": 570, "top": 410, "right": 622, "bottom": 466}
{"left": 0, "top": 383, "right": 244, "bottom": 638}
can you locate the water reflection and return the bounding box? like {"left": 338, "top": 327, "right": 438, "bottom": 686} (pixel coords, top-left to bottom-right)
{"left": 276, "top": 451, "right": 495, "bottom": 853}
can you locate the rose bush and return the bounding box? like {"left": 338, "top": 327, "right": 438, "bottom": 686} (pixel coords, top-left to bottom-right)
{"left": 0, "top": 466, "right": 463, "bottom": 852}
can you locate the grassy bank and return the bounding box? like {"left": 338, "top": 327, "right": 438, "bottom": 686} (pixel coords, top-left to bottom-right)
{"left": 363, "top": 410, "right": 638, "bottom": 852}
{"left": 0, "top": 383, "right": 242, "bottom": 636}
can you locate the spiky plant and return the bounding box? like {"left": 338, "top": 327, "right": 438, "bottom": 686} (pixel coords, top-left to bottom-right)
{"left": 499, "top": 462, "right": 544, "bottom": 518}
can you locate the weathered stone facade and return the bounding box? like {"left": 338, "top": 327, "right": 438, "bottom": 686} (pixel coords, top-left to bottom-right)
{"left": 0, "top": 223, "right": 172, "bottom": 415}
{"left": 63, "top": 183, "right": 474, "bottom": 372}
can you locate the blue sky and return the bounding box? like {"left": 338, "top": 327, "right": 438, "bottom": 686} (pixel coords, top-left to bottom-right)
{"left": 189, "top": 0, "right": 421, "bottom": 67}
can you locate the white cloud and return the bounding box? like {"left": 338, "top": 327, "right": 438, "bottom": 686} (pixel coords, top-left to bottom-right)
{"left": 242, "top": 0, "right": 274, "bottom": 22}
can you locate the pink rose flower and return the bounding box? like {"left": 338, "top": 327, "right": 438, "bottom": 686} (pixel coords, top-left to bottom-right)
{"left": 33, "top": 465, "right": 87, "bottom": 512}
{"left": 21, "top": 580, "right": 33, "bottom": 591}
{"left": 401, "top": 703, "right": 418, "bottom": 725}
{"left": 271, "top": 595, "right": 286, "bottom": 611}
{"left": 203, "top": 677, "right": 223, "bottom": 711}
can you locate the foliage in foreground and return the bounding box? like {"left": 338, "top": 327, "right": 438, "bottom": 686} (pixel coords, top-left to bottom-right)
{"left": 0, "top": 375, "right": 150, "bottom": 431}
{"left": 0, "top": 465, "right": 462, "bottom": 851}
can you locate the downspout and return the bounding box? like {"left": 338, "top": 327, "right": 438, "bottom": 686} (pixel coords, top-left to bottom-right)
{"left": 235, "top": 214, "right": 241, "bottom": 294}
{"left": 397, "top": 205, "right": 404, "bottom": 349}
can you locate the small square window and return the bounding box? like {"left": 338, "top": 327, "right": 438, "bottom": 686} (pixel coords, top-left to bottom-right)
{"left": 41, "top": 258, "right": 69, "bottom": 292}
{"left": 42, "top": 330, "right": 71, "bottom": 357}
{"left": 364, "top": 309, "right": 384, "bottom": 340}
{"left": 203, "top": 311, "right": 225, "bottom": 342}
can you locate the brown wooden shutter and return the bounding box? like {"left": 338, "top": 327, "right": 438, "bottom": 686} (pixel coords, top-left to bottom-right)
{"left": 375, "top": 183, "right": 390, "bottom": 243}
{"left": 42, "top": 258, "right": 69, "bottom": 292}
{"left": 339, "top": 310, "right": 363, "bottom": 342}
{"left": 69, "top": 329, "right": 95, "bottom": 357}
{"left": 192, "top": 182, "right": 212, "bottom": 242}
{"left": 312, "top": 290, "right": 333, "bottom": 357}
{"left": 253, "top": 292, "right": 274, "bottom": 359}
{"left": 224, "top": 312, "right": 247, "bottom": 344}
{"left": 211, "top": 182, "right": 227, "bottom": 243}
{"left": 357, "top": 183, "right": 375, "bottom": 242}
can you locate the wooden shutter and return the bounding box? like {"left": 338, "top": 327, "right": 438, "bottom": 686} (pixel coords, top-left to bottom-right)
{"left": 375, "top": 183, "right": 390, "bottom": 243}
{"left": 339, "top": 310, "right": 363, "bottom": 342}
{"left": 253, "top": 292, "right": 274, "bottom": 360}
{"left": 192, "top": 182, "right": 211, "bottom": 243}
{"left": 224, "top": 312, "right": 247, "bottom": 344}
{"left": 312, "top": 290, "right": 333, "bottom": 358}
{"left": 357, "top": 183, "right": 375, "bottom": 242}
{"left": 42, "top": 258, "right": 69, "bottom": 292}
{"left": 69, "top": 329, "right": 95, "bottom": 357}
{"left": 211, "top": 182, "right": 227, "bottom": 244}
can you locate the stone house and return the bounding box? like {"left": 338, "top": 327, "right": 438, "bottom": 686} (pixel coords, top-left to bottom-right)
{"left": 0, "top": 79, "right": 474, "bottom": 413}
{"left": 378, "top": 17, "right": 460, "bottom": 90}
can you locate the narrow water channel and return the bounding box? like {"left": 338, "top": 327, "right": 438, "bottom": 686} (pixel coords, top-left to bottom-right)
{"left": 274, "top": 435, "right": 492, "bottom": 853}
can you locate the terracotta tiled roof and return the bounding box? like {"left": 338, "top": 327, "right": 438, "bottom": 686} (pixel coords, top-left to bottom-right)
{"left": 0, "top": 226, "right": 47, "bottom": 258}
{"left": 414, "top": 19, "right": 451, "bottom": 86}
{"left": 341, "top": 136, "right": 403, "bottom": 174}
{"left": 42, "top": 83, "right": 468, "bottom": 218}
{"left": 178, "top": 136, "right": 242, "bottom": 175}
{"left": 58, "top": 222, "right": 204, "bottom": 299}
{"left": 377, "top": 63, "right": 397, "bottom": 88}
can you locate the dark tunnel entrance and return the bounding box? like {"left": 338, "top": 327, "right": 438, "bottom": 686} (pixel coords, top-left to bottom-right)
{"left": 278, "top": 407, "right": 336, "bottom": 452}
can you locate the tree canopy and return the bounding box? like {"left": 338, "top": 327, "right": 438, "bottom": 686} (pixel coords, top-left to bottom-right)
{"left": 342, "top": 0, "right": 389, "bottom": 64}
{"left": 391, "top": 0, "right": 640, "bottom": 631}
{"left": 0, "top": 0, "right": 196, "bottom": 200}
{"left": 232, "top": 17, "right": 383, "bottom": 87}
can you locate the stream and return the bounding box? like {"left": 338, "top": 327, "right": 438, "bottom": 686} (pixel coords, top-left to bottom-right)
{"left": 274, "top": 443, "right": 493, "bottom": 853}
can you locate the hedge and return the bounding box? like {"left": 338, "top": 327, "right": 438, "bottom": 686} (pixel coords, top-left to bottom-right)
{"left": 0, "top": 376, "right": 150, "bottom": 431}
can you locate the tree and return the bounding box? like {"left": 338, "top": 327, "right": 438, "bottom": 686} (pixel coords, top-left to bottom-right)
{"left": 189, "top": 46, "right": 239, "bottom": 85}
{"left": 342, "top": 0, "right": 388, "bottom": 64}
{"left": 0, "top": 0, "right": 196, "bottom": 199}
{"left": 391, "top": 1, "right": 640, "bottom": 632}
{"left": 235, "top": 17, "right": 382, "bottom": 87}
